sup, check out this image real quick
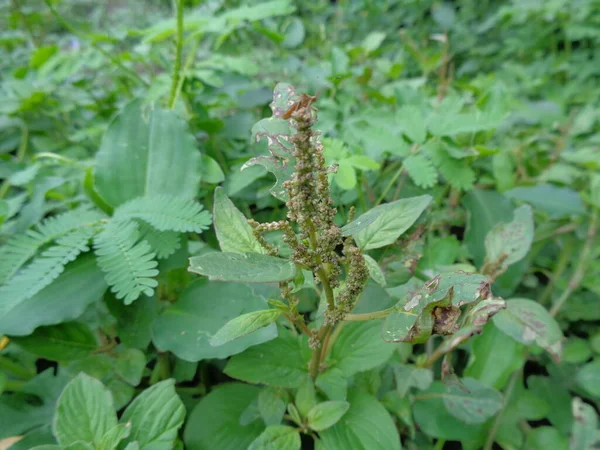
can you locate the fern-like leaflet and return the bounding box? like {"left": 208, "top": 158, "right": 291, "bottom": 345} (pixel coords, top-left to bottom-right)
{"left": 113, "top": 195, "right": 211, "bottom": 233}
{"left": 0, "top": 228, "right": 96, "bottom": 316}
{"left": 94, "top": 220, "right": 159, "bottom": 305}
{"left": 138, "top": 222, "right": 181, "bottom": 259}
{"left": 0, "top": 207, "right": 104, "bottom": 284}
{"left": 404, "top": 153, "right": 438, "bottom": 188}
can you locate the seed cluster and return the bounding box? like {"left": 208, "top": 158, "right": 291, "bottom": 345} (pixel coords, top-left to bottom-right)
{"left": 250, "top": 89, "right": 369, "bottom": 328}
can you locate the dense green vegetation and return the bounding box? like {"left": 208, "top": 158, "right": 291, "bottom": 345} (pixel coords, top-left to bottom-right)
{"left": 1, "top": 0, "right": 599, "bottom": 449}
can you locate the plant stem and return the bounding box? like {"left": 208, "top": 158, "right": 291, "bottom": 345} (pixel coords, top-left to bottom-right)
{"left": 0, "top": 122, "right": 28, "bottom": 199}
{"left": 483, "top": 369, "right": 520, "bottom": 450}
{"left": 168, "top": 0, "right": 184, "bottom": 109}
{"left": 433, "top": 439, "right": 446, "bottom": 450}
{"left": 44, "top": 0, "right": 148, "bottom": 86}
{"left": 344, "top": 308, "right": 394, "bottom": 322}
{"left": 550, "top": 209, "right": 597, "bottom": 316}
{"left": 376, "top": 163, "right": 403, "bottom": 206}
{"left": 309, "top": 325, "right": 331, "bottom": 381}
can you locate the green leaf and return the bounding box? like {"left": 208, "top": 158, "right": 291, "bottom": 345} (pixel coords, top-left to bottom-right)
{"left": 462, "top": 189, "right": 514, "bottom": 266}
{"left": 189, "top": 252, "right": 297, "bottom": 283}
{"left": 105, "top": 292, "right": 157, "bottom": 350}
{"left": 413, "top": 381, "right": 487, "bottom": 444}
{"left": 248, "top": 425, "right": 301, "bottom": 450}
{"left": 525, "top": 426, "right": 568, "bottom": 450}
{"left": 199, "top": 155, "right": 225, "bottom": 184}
{"left": 94, "top": 100, "right": 201, "bottom": 207}
{"left": 115, "top": 348, "right": 146, "bottom": 386}
{"left": 443, "top": 377, "right": 503, "bottom": 424}
{"left": 0, "top": 255, "right": 107, "bottom": 336}
{"left": 225, "top": 329, "right": 309, "bottom": 388}
{"left": 258, "top": 387, "right": 287, "bottom": 426}
{"left": 350, "top": 195, "right": 432, "bottom": 250}
{"left": 576, "top": 360, "right": 600, "bottom": 398}
{"left": 282, "top": 17, "right": 305, "bottom": 48}
{"left": 213, "top": 187, "right": 264, "bottom": 254}
{"left": 113, "top": 195, "right": 211, "bottom": 233}
{"left": 0, "top": 228, "right": 95, "bottom": 317}
{"left": 361, "top": 31, "right": 386, "bottom": 53}
{"left": 397, "top": 106, "right": 427, "bottom": 144}
{"left": 363, "top": 255, "right": 386, "bottom": 286}
{"left": 484, "top": 204, "right": 534, "bottom": 268}
{"left": 335, "top": 160, "right": 357, "bottom": 190}
{"left": 528, "top": 376, "right": 572, "bottom": 435}
{"left": 570, "top": 397, "right": 599, "bottom": 450}
{"left": 98, "top": 423, "right": 132, "bottom": 450}
{"left": 403, "top": 153, "right": 437, "bottom": 188}
{"left": 211, "top": 309, "right": 281, "bottom": 347}
{"left": 464, "top": 322, "right": 525, "bottom": 390}
{"left": 504, "top": 184, "right": 585, "bottom": 217}
{"left": 493, "top": 298, "right": 563, "bottom": 362}
{"left": 94, "top": 220, "right": 159, "bottom": 305}
{"left": 120, "top": 379, "right": 186, "bottom": 450}
{"left": 138, "top": 224, "right": 181, "bottom": 259}
{"left": 307, "top": 401, "right": 350, "bottom": 431}
{"left": 316, "top": 368, "right": 347, "bottom": 401}
{"left": 184, "top": 383, "right": 264, "bottom": 450}
{"left": 319, "top": 390, "right": 400, "bottom": 450}
{"left": 563, "top": 338, "right": 592, "bottom": 364}
{"left": 295, "top": 377, "right": 317, "bottom": 418}
{"left": 54, "top": 373, "right": 117, "bottom": 447}
{"left": 392, "top": 364, "right": 433, "bottom": 397}
{"left": 328, "top": 321, "right": 395, "bottom": 377}
{"left": 12, "top": 322, "right": 98, "bottom": 361}
{"left": 153, "top": 280, "right": 277, "bottom": 361}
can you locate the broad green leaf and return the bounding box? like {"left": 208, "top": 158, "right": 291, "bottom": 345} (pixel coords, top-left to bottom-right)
{"left": 361, "top": 31, "right": 386, "bottom": 53}
{"left": 225, "top": 329, "right": 309, "bottom": 388}
{"left": 505, "top": 184, "right": 585, "bottom": 217}
{"left": 213, "top": 187, "right": 264, "bottom": 254}
{"left": 184, "top": 383, "right": 264, "bottom": 450}
{"left": 54, "top": 373, "right": 117, "bottom": 446}
{"left": 335, "top": 160, "right": 357, "bottom": 190}
{"left": 528, "top": 376, "right": 572, "bottom": 434}
{"left": 319, "top": 391, "right": 401, "bottom": 450}
{"left": 120, "top": 379, "right": 185, "bottom": 450}
{"left": 295, "top": 377, "right": 317, "bottom": 418}
{"left": 484, "top": 204, "right": 534, "bottom": 268}
{"left": 98, "top": 423, "right": 131, "bottom": 450}
{"left": 397, "top": 106, "right": 427, "bottom": 144}
{"left": 105, "top": 292, "right": 157, "bottom": 350}
{"left": 462, "top": 189, "right": 513, "bottom": 266}
{"left": 363, "top": 255, "right": 386, "bottom": 286}
{"left": 575, "top": 360, "right": 600, "bottom": 398}
{"left": 493, "top": 298, "right": 563, "bottom": 362}
{"left": 392, "top": 364, "right": 433, "bottom": 397}
{"left": 199, "top": 155, "right": 225, "bottom": 184}
{"left": 328, "top": 321, "right": 396, "bottom": 377}
{"left": 153, "top": 280, "right": 277, "bottom": 361}
{"left": 524, "top": 427, "right": 568, "bottom": 450}
{"left": 350, "top": 195, "right": 432, "bottom": 250}
{"left": 211, "top": 309, "right": 281, "bottom": 347}
{"left": 403, "top": 153, "right": 438, "bottom": 188}
{"left": 115, "top": 348, "right": 146, "bottom": 386}
{"left": 443, "top": 377, "right": 503, "bottom": 424}
{"left": 570, "top": 397, "right": 599, "bottom": 450}
{"left": 12, "top": 322, "right": 97, "bottom": 361}
{"left": 563, "top": 338, "right": 592, "bottom": 364}
{"left": 282, "top": 17, "right": 305, "bottom": 48}
{"left": 464, "top": 322, "right": 525, "bottom": 390}
{"left": 258, "top": 387, "right": 286, "bottom": 426}
{"left": 307, "top": 401, "right": 350, "bottom": 431}
{"left": 316, "top": 368, "right": 347, "bottom": 401}
{"left": 248, "top": 425, "right": 300, "bottom": 450}
{"left": 0, "top": 255, "right": 107, "bottom": 336}
{"left": 413, "top": 382, "right": 487, "bottom": 444}
{"left": 189, "top": 252, "right": 297, "bottom": 283}
{"left": 94, "top": 100, "right": 201, "bottom": 207}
